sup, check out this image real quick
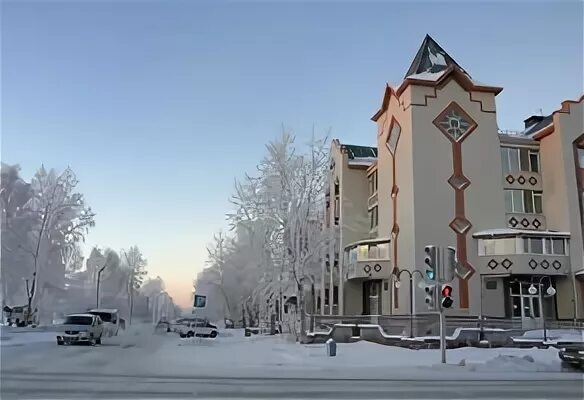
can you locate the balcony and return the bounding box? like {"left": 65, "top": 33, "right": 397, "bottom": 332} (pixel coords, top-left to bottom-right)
{"left": 344, "top": 238, "right": 391, "bottom": 281}
{"left": 473, "top": 229, "right": 571, "bottom": 275}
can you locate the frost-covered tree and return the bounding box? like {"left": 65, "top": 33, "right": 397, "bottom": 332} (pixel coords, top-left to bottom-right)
{"left": 0, "top": 165, "right": 95, "bottom": 322}
{"left": 121, "top": 245, "right": 147, "bottom": 323}
{"left": 200, "top": 129, "right": 329, "bottom": 339}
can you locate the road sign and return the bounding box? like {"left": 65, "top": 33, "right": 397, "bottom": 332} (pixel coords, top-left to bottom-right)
{"left": 193, "top": 294, "right": 207, "bottom": 309}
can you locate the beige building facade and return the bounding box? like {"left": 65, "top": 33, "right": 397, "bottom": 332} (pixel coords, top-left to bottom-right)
{"left": 327, "top": 35, "right": 583, "bottom": 323}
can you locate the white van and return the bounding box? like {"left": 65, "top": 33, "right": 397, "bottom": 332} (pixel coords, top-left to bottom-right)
{"left": 88, "top": 309, "right": 121, "bottom": 337}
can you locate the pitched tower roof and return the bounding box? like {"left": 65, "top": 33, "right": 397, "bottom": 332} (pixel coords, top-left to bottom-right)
{"left": 404, "top": 34, "right": 469, "bottom": 79}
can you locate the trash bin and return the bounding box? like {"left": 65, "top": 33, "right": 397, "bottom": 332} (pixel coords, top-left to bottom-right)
{"left": 326, "top": 338, "right": 336, "bottom": 357}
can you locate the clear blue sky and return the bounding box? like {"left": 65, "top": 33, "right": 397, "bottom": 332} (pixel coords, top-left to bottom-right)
{"left": 2, "top": 0, "right": 582, "bottom": 306}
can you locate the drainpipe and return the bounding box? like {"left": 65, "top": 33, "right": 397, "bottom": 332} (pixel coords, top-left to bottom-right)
{"left": 320, "top": 246, "right": 326, "bottom": 314}
{"left": 571, "top": 270, "right": 580, "bottom": 322}
{"left": 329, "top": 227, "right": 335, "bottom": 316}
{"left": 338, "top": 161, "right": 344, "bottom": 316}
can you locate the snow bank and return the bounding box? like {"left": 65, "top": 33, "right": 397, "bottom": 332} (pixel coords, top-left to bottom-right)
{"left": 521, "top": 329, "right": 584, "bottom": 343}
{"left": 0, "top": 329, "right": 55, "bottom": 347}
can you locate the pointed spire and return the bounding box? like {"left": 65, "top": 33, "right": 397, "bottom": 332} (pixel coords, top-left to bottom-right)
{"left": 404, "top": 34, "right": 469, "bottom": 79}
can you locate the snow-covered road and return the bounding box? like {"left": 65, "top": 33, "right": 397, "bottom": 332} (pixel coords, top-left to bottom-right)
{"left": 1, "top": 327, "right": 582, "bottom": 399}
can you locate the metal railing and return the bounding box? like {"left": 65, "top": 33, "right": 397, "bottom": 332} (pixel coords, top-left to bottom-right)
{"left": 306, "top": 313, "right": 584, "bottom": 338}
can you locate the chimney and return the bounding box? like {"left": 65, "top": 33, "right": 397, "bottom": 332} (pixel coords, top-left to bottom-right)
{"left": 524, "top": 115, "right": 545, "bottom": 130}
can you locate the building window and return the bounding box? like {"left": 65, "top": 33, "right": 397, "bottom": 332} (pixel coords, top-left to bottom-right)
{"left": 520, "top": 237, "right": 568, "bottom": 255}
{"left": 501, "top": 147, "right": 540, "bottom": 173}
{"left": 478, "top": 238, "right": 516, "bottom": 256}
{"left": 386, "top": 121, "right": 401, "bottom": 155}
{"left": 505, "top": 189, "right": 543, "bottom": 214}
{"left": 368, "top": 170, "right": 378, "bottom": 196}
{"left": 576, "top": 147, "right": 584, "bottom": 168}
{"left": 334, "top": 195, "right": 340, "bottom": 225}
{"left": 368, "top": 206, "right": 378, "bottom": 230}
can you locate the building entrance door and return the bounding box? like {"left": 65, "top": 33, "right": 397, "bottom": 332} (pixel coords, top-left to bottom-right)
{"left": 509, "top": 281, "right": 543, "bottom": 329}
{"left": 363, "top": 280, "right": 382, "bottom": 315}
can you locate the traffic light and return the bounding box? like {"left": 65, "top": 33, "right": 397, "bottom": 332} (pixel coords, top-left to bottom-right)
{"left": 424, "top": 245, "right": 439, "bottom": 281}
{"left": 424, "top": 284, "right": 436, "bottom": 310}
{"left": 441, "top": 284, "right": 453, "bottom": 309}
{"left": 445, "top": 246, "right": 457, "bottom": 282}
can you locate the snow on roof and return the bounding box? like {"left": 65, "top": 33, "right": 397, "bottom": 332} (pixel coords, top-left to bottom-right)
{"left": 473, "top": 229, "right": 570, "bottom": 238}
{"left": 348, "top": 157, "right": 377, "bottom": 167}
{"left": 66, "top": 313, "right": 95, "bottom": 318}
{"left": 406, "top": 70, "right": 447, "bottom": 81}
{"left": 344, "top": 237, "right": 391, "bottom": 249}
{"left": 88, "top": 308, "right": 118, "bottom": 313}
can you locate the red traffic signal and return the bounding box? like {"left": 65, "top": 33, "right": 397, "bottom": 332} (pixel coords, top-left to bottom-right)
{"left": 441, "top": 285, "right": 453, "bottom": 309}
{"left": 441, "top": 285, "right": 452, "bottom": 297}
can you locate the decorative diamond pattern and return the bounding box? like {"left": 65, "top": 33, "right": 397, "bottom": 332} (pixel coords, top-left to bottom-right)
{"left": 541, "top": 260, "right": 550, "bottom": 269}
{"left": 552, "top": 260, "right": 562, "bottom": 270}
{"left": 528, "top": 176, "right": 538, "bottom": 186}
{"left": 487, "top": 259, "right": 498, "bottom": 270}
{"left": 532, "top": 219, "right": 542, "bottom": 229}
{"left": 456, "top": 260, "right": 474, "bottom": 279}
{"left": 373, "top": 264, "right": 382, "bottom": 272}
{"left": 449, "top": 217, "right": 472, "bottom": 235}
{"left": 517, "top": 175, "right": 526, "bottom": 185}
{"left": 521, "top": 218, "right": 530, "bottom": 228}
{"left": 391, "top": 185, "right": 399, "bottom": 198}
{"left": 391, "top": 223, "right": 399, "bottom": 235}
{"left": 448, "top": 174, "right": 470, "bottom": 190}
{"left": 501, "top": 259, "right": 513, "bottom": 270}
{"left": 506, "top": 175, "right": 515, "bottom": 184}
{"left": 508, "top": 217, "right": 519, "bottom": 228}
{"left": 529, "top": 259, "right": 538, "bottom": 270}
{"left": 433, "top": 102, "right": 478, "bottom": 143}
{"left": 363, "top": 265, "right": 371, "bottom": 273}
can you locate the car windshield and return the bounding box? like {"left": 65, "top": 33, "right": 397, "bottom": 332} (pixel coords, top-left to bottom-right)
{"left": 2, "top": 2, "right": 583, "bottom": 399}
{"left": 63, "top": 316, "right": 93, "bottom": 325}
{"left": 89, "top": 312, "right": 112, "bottom": 322}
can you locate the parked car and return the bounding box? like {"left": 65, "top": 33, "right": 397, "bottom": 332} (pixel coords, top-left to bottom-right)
{"left": 56, "top": 314, "right": 104, "bottom": 346}
{"left": 87, "top": 308, "right": 121, "bottom": 337}
{"left": 559, "top": 344, "right": 584, "bottom": 370}
{"left": 177, "top": 318, "right": 218, "bottom": 338}
{"left": 3, "top": 305, "right": 37, "bottom": 327}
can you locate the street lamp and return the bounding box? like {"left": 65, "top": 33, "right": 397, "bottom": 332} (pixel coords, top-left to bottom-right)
{"left": 530, "top": 276, "right": 556, "bottom": 342}
{"left": 392, "top": 268, "right": 424, "bottom": 338}
{"left": 96, "top": 264, "right": 107, "bottom": 308}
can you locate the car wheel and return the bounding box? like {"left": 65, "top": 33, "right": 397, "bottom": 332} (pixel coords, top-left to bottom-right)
{"left": 57, "top": 340, "right": 64, "bottom": 346}
{"left": 210, "top": 331, "right": 218, "bottom": 338}
{"left": 179, "top": 332, "right": 187, "bottom": 338}
{"left": 186, "top": 331, "right": 194, "bottom": 338}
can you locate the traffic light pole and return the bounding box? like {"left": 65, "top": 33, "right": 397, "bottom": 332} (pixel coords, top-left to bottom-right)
{"left": 439, "top": 306, "right": 446, "bottom": 364}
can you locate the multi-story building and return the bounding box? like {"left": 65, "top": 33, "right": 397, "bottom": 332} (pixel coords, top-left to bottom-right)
{"left": 322, "top": 139, "right": 396, "bottom": 316}
{"left": 333, "top": 34, "right": 583, "bottom": 324}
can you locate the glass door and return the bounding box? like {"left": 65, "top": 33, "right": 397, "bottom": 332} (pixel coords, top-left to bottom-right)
{"left": 510, "top": 281, "right": 543, "bottom": 329}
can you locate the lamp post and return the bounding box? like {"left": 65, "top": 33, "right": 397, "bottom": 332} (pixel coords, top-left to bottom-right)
{"left": 96, "top": 264, "right": 107, "bottom": 309}
{"left": 528, "top": 276, "right": 556, "bottom": 342}
{"left": 392, "top": 268, "right": 424, "bottom": 338}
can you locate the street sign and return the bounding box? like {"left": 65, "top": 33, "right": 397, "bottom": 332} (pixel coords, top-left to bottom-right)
{"left": 193, "top": 294, "right": 207, "bottom": 309}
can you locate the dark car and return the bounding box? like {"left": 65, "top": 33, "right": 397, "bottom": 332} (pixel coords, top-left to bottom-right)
{"left": 559, "top": 344, "right": 584, "bottom": 370}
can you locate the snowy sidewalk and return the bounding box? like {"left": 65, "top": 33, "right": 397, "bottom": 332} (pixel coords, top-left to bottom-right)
{"left": 105, "top": 331, "right": 578, "bottom": 380}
